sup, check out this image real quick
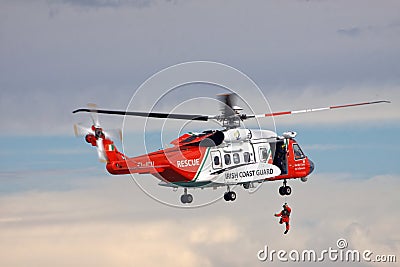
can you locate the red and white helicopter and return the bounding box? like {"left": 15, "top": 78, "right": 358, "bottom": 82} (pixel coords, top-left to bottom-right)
{"left": 73, "top": 94, "right": 389, "bottom": 204}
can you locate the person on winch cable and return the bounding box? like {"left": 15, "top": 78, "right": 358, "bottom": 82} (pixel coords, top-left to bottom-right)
{"left": 274, "top": 203, "right": 291, "bottom": 234}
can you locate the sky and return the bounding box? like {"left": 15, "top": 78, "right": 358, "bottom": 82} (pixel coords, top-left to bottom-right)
{"left": 0, "top": 0, "right": 400, "bottom": 266}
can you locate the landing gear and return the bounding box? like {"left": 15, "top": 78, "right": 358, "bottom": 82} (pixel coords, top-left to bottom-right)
{"left": 224, "top": 186, "right": 237, "bottom": 201}
{"left": 224, "top": 191, "right": 236, "bottom": 201}
{"left": 180, "top": 188, "right": 193, "bottom": 204}
{"left": 180, "top": 194, "right": 193, "bottom": 204}
{"left": 279, "top": 179, "right": 292, "bottom": 196}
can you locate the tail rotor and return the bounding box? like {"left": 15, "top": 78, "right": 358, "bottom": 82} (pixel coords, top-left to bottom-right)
{"left": 73, "top": 104, "right": 122, "bottom": 162}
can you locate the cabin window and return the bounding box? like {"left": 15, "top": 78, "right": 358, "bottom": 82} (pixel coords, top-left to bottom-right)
{"left": 214, "top": 156, "right": 220, "bottom": 165}
{"left": 293, "top": 143, "right": 305, "bottom": 160}
{"left": 259, "top": 148, "right": 268, "bottom": 162}
{"left": 244, "top": 152, "right": 251, "bottom": 163}
{"left": 224, "top": 154, "right": 231, "bottom": 165}
{"left": 211, "top": 151, "right": 222, "bottom": 169}
{"left": 233, "top": 153, "right": 240, "bottom": 164}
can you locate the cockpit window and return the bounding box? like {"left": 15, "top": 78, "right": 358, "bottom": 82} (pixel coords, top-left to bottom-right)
{"left": 293, "top": 144, "right": 305, "bottom": 160}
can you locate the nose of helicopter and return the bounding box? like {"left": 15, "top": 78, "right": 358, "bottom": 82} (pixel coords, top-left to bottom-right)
{"left": 308, "top": 159, "right": 315, "bottom": 175}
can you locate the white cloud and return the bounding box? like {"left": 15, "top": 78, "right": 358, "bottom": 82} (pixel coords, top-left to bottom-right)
{"left": 188, "top": 218, "right": 239, "bottom": 245}
{"left": 0, "top": 221, "right": 214, "bottom": 267}
{"left": 0, "top": 172, "right": 398, "bottom": 266}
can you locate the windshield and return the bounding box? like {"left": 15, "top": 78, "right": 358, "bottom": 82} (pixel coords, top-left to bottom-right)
{"left": 293, "top": 143, "right": 305, "bottom": 160}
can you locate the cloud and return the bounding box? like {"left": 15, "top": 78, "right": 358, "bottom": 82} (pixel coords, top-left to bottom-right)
{"left": 56, "top": 0, "right": 160, "bottom": 9}
{"left": 264, "top": 85, "right": 398, "bottom": 127}
{"left": 336, "top": 18, "right": 400, "bottom": 39}
{"left": 0, "top": 175, "right": 235, "bottom": 266}
{"left": 0, "top": 83, "right": 398, "bottom": 136}
{"left": 188, "top": 219, "right": 239, "bottom": 245}
{"left": 0, "top": 171, "right": 399, "bottom": 266}
{"left": 337, "top": 27, "right": 362, "bottom": 37}
{"left": 0, "top": 221, "right": 214, "bottom": 267}
{"left": 0, "top": 1, "right": 399, "bottom": 265}
{"left": 1, "top": 1, "right": 400, "bottom": 135}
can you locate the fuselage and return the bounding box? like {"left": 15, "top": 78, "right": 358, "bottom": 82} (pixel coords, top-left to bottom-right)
{"left": 103, "top": 128, "right": 314, "bottom": 188}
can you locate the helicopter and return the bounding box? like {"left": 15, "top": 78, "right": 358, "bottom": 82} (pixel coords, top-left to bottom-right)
{"left": 73, "top": 94, "right": 389, "bottom": 204}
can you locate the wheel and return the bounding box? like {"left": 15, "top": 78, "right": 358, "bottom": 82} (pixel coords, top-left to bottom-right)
{"left": 223, "top": 192, "right": 230, "bottom": 201}
{"left": 284, "top": 186, "right": 292, "bottom": 195}
{"left": 186, "top": 194, "right": 193, "bottom": 203}
{"left": 229, "top": 191, "right": 236, "bottom": 201}
{"left": 243, "top": 183, "right": 250, "bottom": 189}
{"left": 180, "top": 194, "right": 187, "bottom": 204}
{"left": 279, "top": 186, "right": 285, "bottom": 196}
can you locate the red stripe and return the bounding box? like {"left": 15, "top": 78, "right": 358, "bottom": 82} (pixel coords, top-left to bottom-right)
{"left": 264, "top": 111, "right": 292, "bottom": 117}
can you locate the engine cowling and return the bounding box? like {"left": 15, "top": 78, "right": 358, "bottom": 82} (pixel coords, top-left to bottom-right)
{"left": 223, "top": 129, "right": 251, "bottom": 143}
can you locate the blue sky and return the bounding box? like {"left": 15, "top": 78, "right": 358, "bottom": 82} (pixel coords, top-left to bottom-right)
{"left": 1, "top": 123, "right": 398, "bottom": 193}
{"left": 0, "top": 0, "right": 399, "bottom": 266}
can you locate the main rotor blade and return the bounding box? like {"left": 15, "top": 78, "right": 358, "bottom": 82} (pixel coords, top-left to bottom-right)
{"left": 252, "top": 100, "right": 391, "bottom": 119}
{"left": 87, "top": 103, "right": 100, "bottom": 127}
{"left": 73, "top": 108, "right": 210, "bottom": 121}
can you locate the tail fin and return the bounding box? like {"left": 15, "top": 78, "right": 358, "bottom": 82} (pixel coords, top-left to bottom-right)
{"left": 102, "top": 138, "right": 125, "bottom": 162}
